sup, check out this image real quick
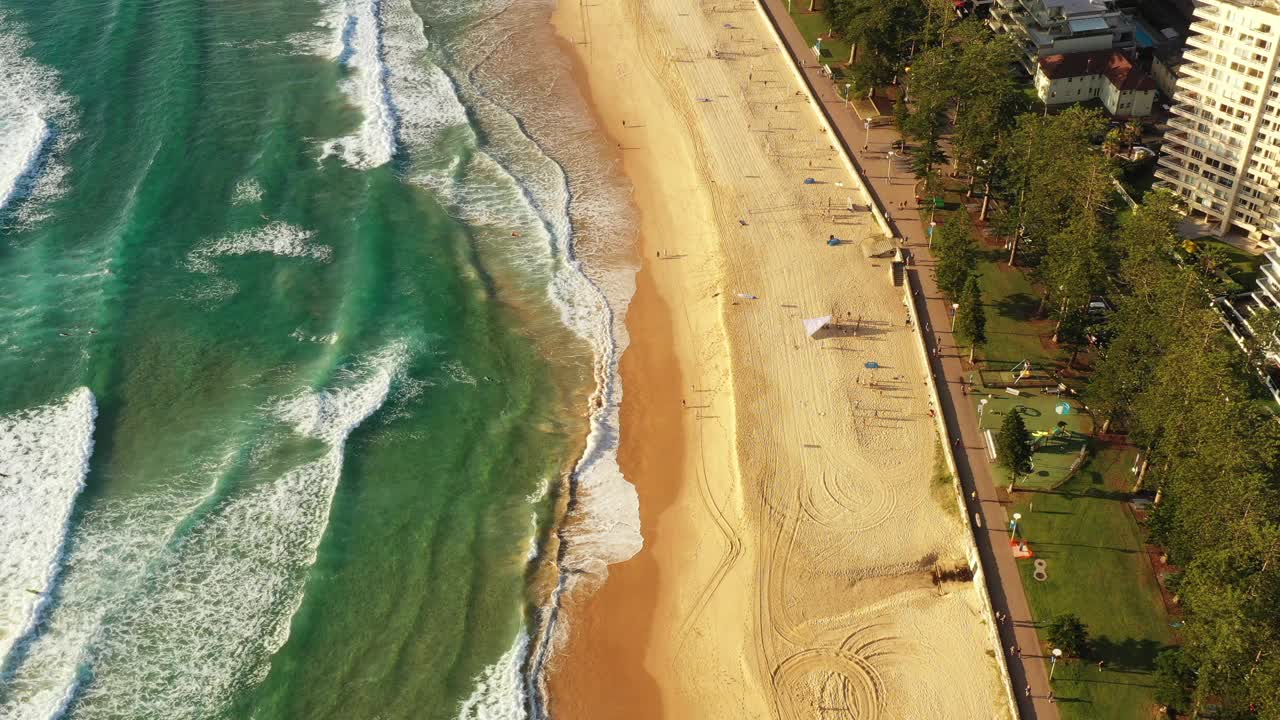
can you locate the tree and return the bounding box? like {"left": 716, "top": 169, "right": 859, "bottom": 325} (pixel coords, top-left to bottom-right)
{"left": 1055, "top": 307, "right": 1092, "bottom": 369}
{"left": 932, "top": 213, "right": 978, "bottom": 302}
{"left": 997, "top": 409, "right": 1033, "bottom": 485}
{"left": 828, "top": 0, "right": 925, "bottom": 95}
{"left": 1154, "top": 648, "right": 1195, "bottom": 712}
{"left": 1046, "top": 613, "right": 1089, "bottom": 657}
{"left": 996, "top": 107, "right": 1109, "bottom": 266}
{"left": 1246, "top": 307, "right": 1280, "bottom": 366}
{"left": 1043, "top": 209, "right": 1111, "bottom": 337}
{"left": 1102, "top": 128, "right": 1122, "bottom": 159}
{"left": 910, "top": 136, "right": 945, "bottom": 180}
{"left": 954, "top": 273, "right": 986, "bottom": 362}
{"left": 1120, "top": 118, "right": 1143, "bottom": 149}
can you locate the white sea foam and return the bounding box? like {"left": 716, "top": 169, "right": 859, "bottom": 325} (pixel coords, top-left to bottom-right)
{"left": 0, "top": 13, "right": 76, "bottom": 226}
{"left": 0, "top": 484, "right": 225, "bottom": 718}
{"left": 0, "top": 388, "right": 96, "bottom": 666}
{"left": 231, "top": 177, "right": 264, "bottom": 205}
{"left": 186, "top": 221, "right": 332, "bottom": 274}
{"left": 320, "top": 0, "right": 396, "bottom": 168}
{"left": 290, "top": 328, "right": 339, "bottom": 345}
{"left": 0, "top": 346, "right": 409, "bottom": 719}
{"left": 421, "top": 3, "right": 644, "bottom": 716}
{"left": 317, "top": 0, "right": 468, "bottom": 168}
{"left": 456, "top": 632, "right": 529, "bottom": 720}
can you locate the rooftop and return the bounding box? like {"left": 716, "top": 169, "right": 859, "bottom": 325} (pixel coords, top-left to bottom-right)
{"left": 1037, "top": 50, "right": 1157, "bottom": 90}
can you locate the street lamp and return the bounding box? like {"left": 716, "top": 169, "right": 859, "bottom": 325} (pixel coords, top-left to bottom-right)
{"left": 978, "top": 398, "right": 989, "bottom": 419}
{"left": 844, "top": 83, "right": 852, "bottom": 108}
{"left": 928, "top": 219, "right": 937, "bottom": 247}
{"left": 887, "top": 151, "right": 896, "bottom": 183}
{"left": 1011, "top": 512, "right": 1023, "bottom": 539}
{"left": 863, "top": 119, "right": 871, "bottom": 151}
{"left": 1050, "top": 648, "right": 1064, "bottom": 680}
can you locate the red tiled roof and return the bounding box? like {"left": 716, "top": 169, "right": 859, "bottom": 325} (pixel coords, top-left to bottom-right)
{"left": 1037, "top": 51, "right": 1157, "bottom": 91}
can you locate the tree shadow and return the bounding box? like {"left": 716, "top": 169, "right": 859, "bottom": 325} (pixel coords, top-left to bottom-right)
{"left": 1089, "top": 636, "right": 1171, "bottom": 674}
{"left": 995, "top": 292, "right": 1041, "bottom": 322}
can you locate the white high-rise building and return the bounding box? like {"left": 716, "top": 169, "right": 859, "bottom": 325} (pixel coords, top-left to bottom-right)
{"left": 1155, "top": 0, "right": 1280, "bottom": 245}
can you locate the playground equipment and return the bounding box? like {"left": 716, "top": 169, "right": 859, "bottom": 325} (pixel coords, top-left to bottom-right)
{"left": 1010, "top": 359, "right": 1034, "bottom": 385}
{"left": 1030, "top": 422, "right": 1070, "bottom": 450}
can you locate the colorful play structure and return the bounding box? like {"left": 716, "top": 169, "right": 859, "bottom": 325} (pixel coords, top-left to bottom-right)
{"left": 1031, "top": 422, "right": 1070, "bottom": 450}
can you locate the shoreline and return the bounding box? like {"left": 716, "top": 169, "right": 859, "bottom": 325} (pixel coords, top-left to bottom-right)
{"left": 544, "top": 4, "right": 719, "bottom": 717}
{"left": 547, "top": 0, "right": 1009, "bottom": 717}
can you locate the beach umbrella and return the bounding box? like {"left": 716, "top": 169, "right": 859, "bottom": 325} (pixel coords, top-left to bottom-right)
{"left": 803, "top": 316, "right": 832, "bottom": 337}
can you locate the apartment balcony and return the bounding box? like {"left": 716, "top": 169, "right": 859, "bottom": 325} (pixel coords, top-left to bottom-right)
{"left": 1185, "top": 34, "right": 1218, "bottom": 54}
{"left": 1264, "top": 260, "right": 1280, "bottom": 292}
{"left": 1260, "top": 274, "right": 1280, "bottom": 308}
{"left": 1162, "top": 141, "right": 1201, "bottom": 165}
{"left": 1255, "top": 289, "right": 1280, "bottom": 313}
{"left": 1161, "top": 155, "right": 1192, "bottom": 173}
{"left": 1189, "top": 20, "right": 1219, "bottom": 36}
{"left": 1182, "top": 47, "right": 1214, "bottom": 66}
{"left": 1155, "top": 166, "right": 1188, "bottom": 186}
{"left": 1167, "top": 117, "right": 1248, "bottom": 151}
{"left": 1178, "top": 62, "right": 1216, "bottom": 85}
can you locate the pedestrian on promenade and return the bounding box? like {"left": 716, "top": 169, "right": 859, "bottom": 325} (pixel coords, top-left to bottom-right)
{"left": 1024, "top": 685, "right": 1031, "bottom": 698}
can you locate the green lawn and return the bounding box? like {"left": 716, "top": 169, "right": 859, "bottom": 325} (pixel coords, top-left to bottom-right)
{"left": 1011, "top": 445, "right": 1176, "bottom": 720}
{"left": 1196, "top": 237, "right": 1267, "bottom": 291}
{"left": 971, "top": 388, "right": 1092, "bottom": 490}
{"left": 787, "top": 9, "right": 852, "bottom": 71}
{"left": 974, "top": 256, "right": 1069, "bottom": 371}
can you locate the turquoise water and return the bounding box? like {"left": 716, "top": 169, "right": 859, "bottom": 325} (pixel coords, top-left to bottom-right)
{"left": 0, "top": 0, "right": 638, "bottom": 717}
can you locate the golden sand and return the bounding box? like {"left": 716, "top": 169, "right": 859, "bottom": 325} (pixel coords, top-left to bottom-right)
{"left": 549, "top": 0, "right": 1008, "bottom": 717}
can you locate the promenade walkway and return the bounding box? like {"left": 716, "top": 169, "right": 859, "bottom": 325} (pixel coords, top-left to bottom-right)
{"left": 756, "top": 2, "right": 1061, "bottom": 718}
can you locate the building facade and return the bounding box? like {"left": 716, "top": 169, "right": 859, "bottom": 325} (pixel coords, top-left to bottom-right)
{"left": 1034, "top": 50, "right": 1157, "bottom": 116}
{"left": 989, "top": 0, "right": 1136, "bottom": 71}
{"left": 1155, "top": 0, "right": 1280, "bottom": 244}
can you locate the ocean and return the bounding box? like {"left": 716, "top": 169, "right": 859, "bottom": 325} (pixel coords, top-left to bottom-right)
{"left": 0, "top": 0, "right": 640, "bottom": 717}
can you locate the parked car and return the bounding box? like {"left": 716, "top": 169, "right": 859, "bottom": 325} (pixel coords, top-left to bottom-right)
{"left": 1088, "top": 296, "right": 1114, "bottom": 314}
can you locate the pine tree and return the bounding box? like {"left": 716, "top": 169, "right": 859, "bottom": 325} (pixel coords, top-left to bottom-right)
{"left": 932, "top": 213, "right": 977, "bottom": 302}
{"left": 954, "top": 273, "right": 986, "bottom": 362}
{"left": 997, "top": 409, "right": 1032, "bottom": 485}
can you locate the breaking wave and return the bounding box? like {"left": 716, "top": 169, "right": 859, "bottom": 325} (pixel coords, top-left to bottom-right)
{"left": 0, "top": 388, "right": 96, "bottom": 667}
{"left": 0, "top": 13, "right": 76, "bottom": 226}
{"left": 0, "top": 346, "right": 409, "bottom": 718}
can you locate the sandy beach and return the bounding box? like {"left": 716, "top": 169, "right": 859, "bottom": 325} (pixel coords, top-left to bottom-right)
{"left": 549, "top": 0, "right": 1009, "bottom": 717}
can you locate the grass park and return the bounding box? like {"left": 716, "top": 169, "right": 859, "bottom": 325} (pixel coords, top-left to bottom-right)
{"left": 786, "top": 8, "right": 853, "bottom": 76}
{"left": 920, "top": 184, "right": 1177, "bottom": 719}
{"left": 1010, "top": 446, "right": 1177, "bottom": 720}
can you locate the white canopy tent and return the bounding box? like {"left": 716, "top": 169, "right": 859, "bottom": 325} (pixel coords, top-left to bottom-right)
{"left": 802, "top": 315, "right": 832, "bottom": 337}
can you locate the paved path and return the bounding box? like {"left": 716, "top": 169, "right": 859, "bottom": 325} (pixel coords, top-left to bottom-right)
{"left": 756, "top": 2, "right": 1061, "bottom": 718}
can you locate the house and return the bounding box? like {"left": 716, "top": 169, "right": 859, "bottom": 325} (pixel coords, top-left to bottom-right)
{"left": 989, "top": 0, "right": 1136, "bottom": 73}
{"left": 1034, "top": 50, "right": 1158, "bottom": 116}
